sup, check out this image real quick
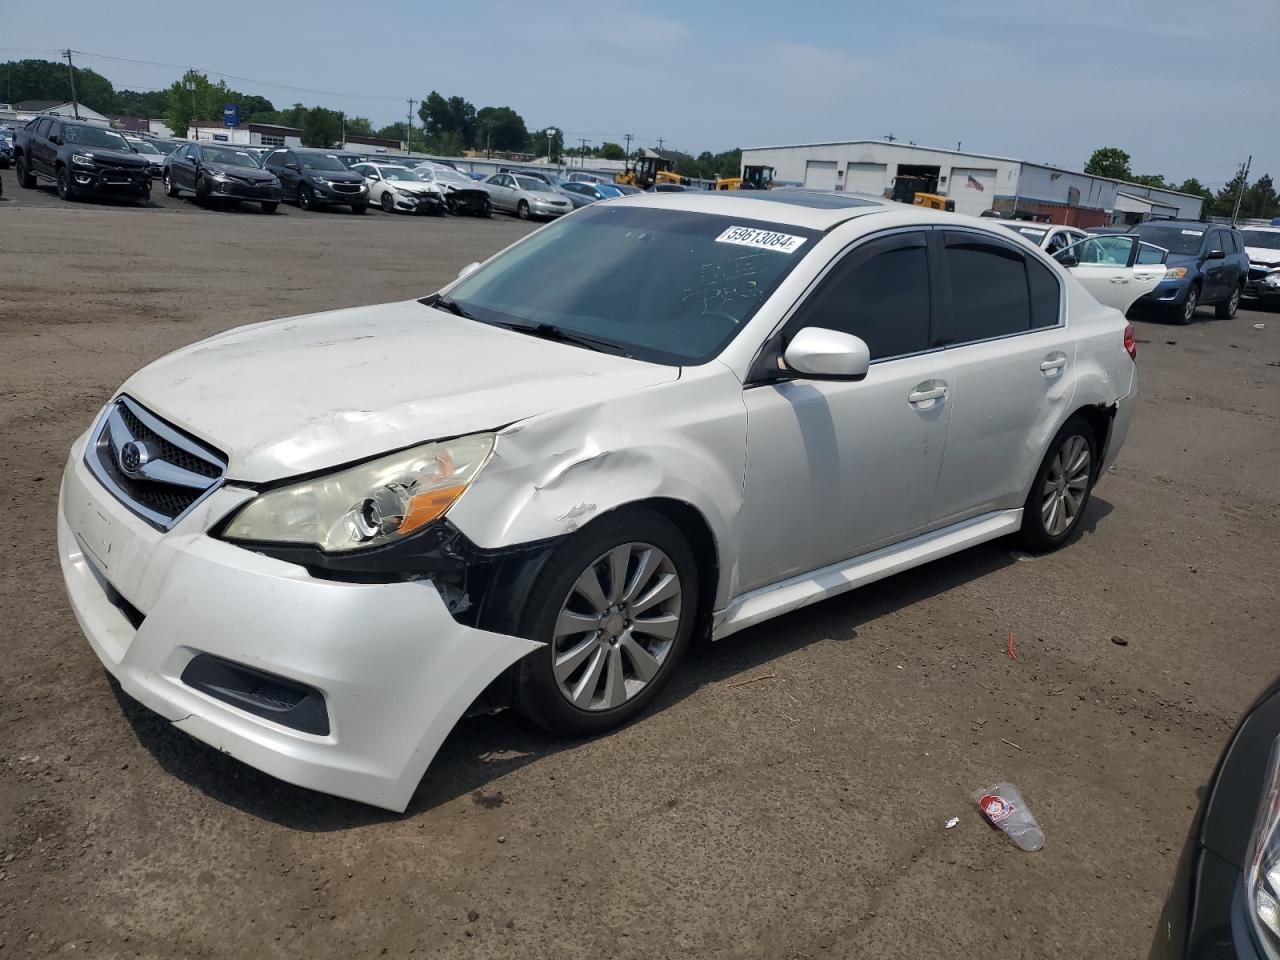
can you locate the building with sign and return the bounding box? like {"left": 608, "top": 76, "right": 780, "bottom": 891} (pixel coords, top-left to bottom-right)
{"left": 187, "top": 122, "right": 303, "bottom": 149}
{"left": 739, "top": 139, "right": 1202, "bottom": 226}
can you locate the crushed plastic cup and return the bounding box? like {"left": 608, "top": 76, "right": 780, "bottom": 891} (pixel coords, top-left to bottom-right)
{"left": 974, "top": 782, "right": 1044, "bottom": 851}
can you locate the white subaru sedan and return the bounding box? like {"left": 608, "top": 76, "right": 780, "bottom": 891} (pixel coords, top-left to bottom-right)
{"left": 58, "top": 191, "right": 1138, "bottom": 810}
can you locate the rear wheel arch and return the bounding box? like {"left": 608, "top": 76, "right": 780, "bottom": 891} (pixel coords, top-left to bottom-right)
{"left": 1071, "top": 403, "right": 1115, "bottom": 481}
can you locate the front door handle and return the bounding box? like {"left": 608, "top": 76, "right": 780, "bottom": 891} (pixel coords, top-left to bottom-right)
{"left": 908, "top": 382, "right": 948, "bottom": 406}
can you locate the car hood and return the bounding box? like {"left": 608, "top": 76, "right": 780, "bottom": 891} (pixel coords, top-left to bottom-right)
{"left": 120, "top": 299, "right": 678, "bottom": 483}
{"left": 1245, "top": 246, "right": 1280, "bottom": 267}
{"left": 203, "top": 161, "right": 276, "bottom": 182}
{"left": 387, "top": 180, "right": 436, "bottom": 193}
{"left": 303, "top": 168, "right": 365, "bottom": 183}
{"left": 80, "top": 147, "right": 150, "bottom": 168}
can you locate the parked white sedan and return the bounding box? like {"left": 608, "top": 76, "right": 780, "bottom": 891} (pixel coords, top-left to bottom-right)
{"left": 58, "top": 191, "right": 1138, "bottom": 810}
{"left": 351, "top": 162, "right": 445, "bottom": 215}
{"left": 995, "top": 219, "right": 1088, "bottom": 255}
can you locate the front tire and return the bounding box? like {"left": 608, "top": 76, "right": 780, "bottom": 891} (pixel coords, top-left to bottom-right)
{"left": 15, "top": 155, "right": 35, "bottom": 188}
{"left": 380, "top": 191, "right": 394, "bottom": 213}
{"left": 56, "top": 166, "right": 76, "bottom": 201}
{"left": 1017, "top": 415, "right": 1097, "bottom": 552}
{"left": 1215, "top": 284, "right": 1241, "bottom": 320}
{"left": 480, "top": 197, "right": 492, "bottom": 218}
{"left": 513, "top": 509, "right": 698, "bottom": 737}
{"left": 298, "top": 184, "right": 314, "bottom": 210}
{"left": 261, "top": 201, "right": 278, "bottom": 214}
{"left": 516, "top": 199, "right": 530, "bottom": 219}
{"left": 1174, "top": 285, "right": 1198, "bottom": 325}
{"left": 350, "top": 202, "right": 367, "bottom": 215}
{"left": 164, "top": 171, "right": 179, "bottom": 198}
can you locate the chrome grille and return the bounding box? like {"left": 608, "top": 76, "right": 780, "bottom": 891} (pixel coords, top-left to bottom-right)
{"left": 331, "top": 182, "right": 361, "bottom": 194}
{"left": 85, "top": 396, "right": 227, "bottom": 530}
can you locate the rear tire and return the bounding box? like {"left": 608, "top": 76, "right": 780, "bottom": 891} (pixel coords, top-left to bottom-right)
{"left": 1174, "top": 285, "right": 1198, "bottom": 325}
{"left": 513, "top": 508, "right": 698, "bottom": 737}
{"left": 1017, "top": 415, "right": 1098, "bottom": 553}
{"left": 261, "top": 201, "right": 278, "bottom": 214}
{"left": 1215, "top": 284, "right": 1241, "bottom": 320}
{"left": 15, "top": 155, "right": 35, "bottom": 188}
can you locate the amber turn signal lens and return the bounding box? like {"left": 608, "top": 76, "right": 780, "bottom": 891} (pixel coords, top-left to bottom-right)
{"left": 400, "top": 484, "right": 468, "bottom": 534}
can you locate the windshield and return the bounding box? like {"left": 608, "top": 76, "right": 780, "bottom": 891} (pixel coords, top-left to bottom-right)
{"left": 301, "top": 153, "right": 349, "bottom": 172}
{"left": 595, "top": 184, "right": 623, "bottom": 198}
{"left": 63, "top": 125, "right": 130, "bottom": 150}
{"left": 203, "top": 146, "right": 260, "bottom": 167}
{"left": 439, "top": 205, "right": 818, "bottom": 364}
{"left": 1241, "top": 230, "right": 1280, "bottom": 251}
{"left": 431, "top": 166, "right": 475, "bottom": 186}
{"left": 376, "top": 167, "right": 417, "bottom": 181}
{"left": 1132, "top": 225, "right": 1206, "bottom": 256}
{"left": 516, "top": 176, "right": 552, "bottom": 192}
{"left": 128, "top": 140, "right": 161, "bottom": 155}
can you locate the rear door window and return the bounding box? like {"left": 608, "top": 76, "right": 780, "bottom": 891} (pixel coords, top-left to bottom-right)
{"left": 942, "top": 233, "right": 1033, "bottom": 343}
{"left": 789, "top": 232, "right": 932, "bottom": 361}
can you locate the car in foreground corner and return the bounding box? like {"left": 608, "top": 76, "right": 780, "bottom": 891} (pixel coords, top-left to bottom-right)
{"left": 1151, "top": 678, "right": 1280, "bottom": 959}
{"left": 57, "top": 191, "right": 1138, "bottom": 811}
{"left": 1240, "top": 227, "right": 1280, "bottom": 307}
{"left": 163, "top": 143, "right": 282, "bottom": 213}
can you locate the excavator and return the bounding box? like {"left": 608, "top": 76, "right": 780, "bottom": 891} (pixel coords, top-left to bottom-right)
{"left": 716, "top": 165, "right": 775, "bottom": 191}
{"left": 617, "top": 155, "right": 690, "bottom": 190}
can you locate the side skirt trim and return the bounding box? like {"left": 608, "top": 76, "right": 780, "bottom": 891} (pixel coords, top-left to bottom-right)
{"left": 712, "top": 509, "right": 1023, "bottom": 640}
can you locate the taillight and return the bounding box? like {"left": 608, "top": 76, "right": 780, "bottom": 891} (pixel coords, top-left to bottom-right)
{"left": 1123, "top": 322, "right": 1137, "bottom": 361}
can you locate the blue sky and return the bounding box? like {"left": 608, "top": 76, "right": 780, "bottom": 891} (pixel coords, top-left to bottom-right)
{"left": 6, "top": 0, "right": 1278, "bottom": 188}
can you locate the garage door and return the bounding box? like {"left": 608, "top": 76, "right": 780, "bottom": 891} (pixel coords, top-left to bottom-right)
{"left": 803, "top": 160, "right": 838, "bottom": 191}
{"left": 844, "top": 162, "right": 887, "bottom": 198}
{"left": 948, "top": 167, "right": 997, "bottom": 216}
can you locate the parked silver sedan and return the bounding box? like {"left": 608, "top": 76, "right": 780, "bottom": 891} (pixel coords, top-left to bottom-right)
{"left": 482, "top": 172, "right": 573, "bottom": 219}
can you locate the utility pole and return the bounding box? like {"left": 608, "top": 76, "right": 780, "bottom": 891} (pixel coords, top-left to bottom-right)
{"left": 1230, "top": 155, "right": 1252, "bottom": 225}
{"left": 579, "top": 137, "right": 588, "bottom": 169}
{"left": 885, "top": 133, "right": 896, "bottom": 143}
{"left": 406, "top": 98, "right": 417, "bottom": 154}
{"left": 63, "top": 49, "right": 80, "bottom": 120}
{"left": 656, "top": 138, "right": 664, "bottom": 153}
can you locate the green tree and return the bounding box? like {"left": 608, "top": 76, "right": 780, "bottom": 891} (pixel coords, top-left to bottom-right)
{"left": 1083, "top": 147, "right": 1132, "bottom": 181}
{"left": 1129, "top": 173, "right": 1167, "bottom": 188}
{"left": 420, "top": 91, "right": 477, "bottom": 147}
{"left": 165, "top": 70, "right": 232, "bottom": 137}
{"left": 300, "top": 107, "right": 343, "bottom": 148}
{"left": 344, "top": 115, "right": 373, "bottom": 136}
{"left": 1212, "top": 171, "right": 1248, "bottom": 218}
{"left": 598, "top": 141, "right": 626, "bottom": 161}
{"left": 0, "top": 58, "right": 116, "bottom": 113}
{"left": 476, "top": 106, "right": 528, "bottom": 153}
{"left": 112, "top": 88, "right": 169, "bottom": 117}
{"left": 430, "top": 130, "right": 466, "bottom": 156}
{"left": 1242, "top": 174, "right": 1279, "bottom": 219}
{"left": 374, "top": 122, "right": 407, "bottom": 143}
{"left": 1175, "top": 177, "right": 1214, "bottom": 203}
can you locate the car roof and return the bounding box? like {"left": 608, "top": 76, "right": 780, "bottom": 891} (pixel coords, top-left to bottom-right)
{"left": 1136, "top": 219, "right": 1220, "bottom": 230}
{"left": 995, "top": 220, "right": 1060, "bottom": 230}
{"left": 607, "top": 189, "right": 891, "bottom": 231}
{"left": 1240, "top": 225, "right": 1280, "bottom": 233}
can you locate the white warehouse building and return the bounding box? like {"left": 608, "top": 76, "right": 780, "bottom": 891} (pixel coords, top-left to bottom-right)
{"left": 740, "top": 140, "right": 1203, "bottom": 226}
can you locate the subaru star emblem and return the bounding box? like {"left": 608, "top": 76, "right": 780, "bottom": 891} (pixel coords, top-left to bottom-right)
{"left": 119, "top": 440, "right": 149, "bottom": 476}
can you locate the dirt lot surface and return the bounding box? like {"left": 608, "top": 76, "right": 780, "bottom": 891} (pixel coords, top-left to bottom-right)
{"left": 2, "top": 167, "right": 1278, "bottom": 959}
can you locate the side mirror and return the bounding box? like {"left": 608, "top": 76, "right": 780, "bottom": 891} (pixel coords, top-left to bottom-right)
{"left": 457, "top": 261, "right": 481, "bottom": 281}
{"left": 1055, "top": 251, "right": 1079, "bottom": 267}
{"left": 1205, "top": 248, "right": 1225, "bottom": 261}
{"left": 286, "top": 161, "right": 300, "bottom": 171}
{"left": 783, "top": 327, "right": 871, "bottom": 380}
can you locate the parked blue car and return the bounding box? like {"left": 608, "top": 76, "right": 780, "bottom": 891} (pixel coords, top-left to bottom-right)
{"left": 1130, "top": 220, "right": 1250, "bottom": 324}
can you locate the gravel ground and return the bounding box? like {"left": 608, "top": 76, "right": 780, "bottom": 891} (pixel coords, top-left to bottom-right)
{"left": 1, "top": 165, "right": 1278, "bottom": 959}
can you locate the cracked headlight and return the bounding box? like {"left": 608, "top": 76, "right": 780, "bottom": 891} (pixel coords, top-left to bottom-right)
{"left": 1265, "top": 272, "right": 1280, "bottom": 289}
{"left": 222, "top": 434, "right": 494, "bottom": 552}
{"left": 1246, "top": 741, "right": 1280, "bottom": 956}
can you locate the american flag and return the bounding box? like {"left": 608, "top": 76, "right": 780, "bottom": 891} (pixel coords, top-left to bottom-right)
{"left": 966, "top": 174, "right": 985, "bottom": 192}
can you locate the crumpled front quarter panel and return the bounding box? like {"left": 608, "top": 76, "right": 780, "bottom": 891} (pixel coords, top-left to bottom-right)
{"left": 448, "top": 364, "right": 748, "bottom": 609}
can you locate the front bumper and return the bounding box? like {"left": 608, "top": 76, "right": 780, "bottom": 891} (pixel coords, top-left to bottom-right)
{"left": 1142, "top": 277, "right": 1194, "bottom": 305}
{"left": 531, "top": 201, "right": 571, "bottom": 218}
{"left": 312, "top": 182, "right": 368, "bottom": 205}
{"left": 389, "top": 190, "right": 445, "bottom": 213}
{"left": 210, "top": 178, "right": 281, "bottom": 202}
{"left": 57, "top": 430, "right": 540, "bottom": 811}
{"left": 73, "top": 167, "right": 150, "bottom": 194}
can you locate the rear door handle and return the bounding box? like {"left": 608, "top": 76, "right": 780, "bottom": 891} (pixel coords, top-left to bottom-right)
{"left": 1040, "top": 353, "right": 1067, "bottom": 374}
{"left": 1109, "top": 276, "right": 1130, "bottom": 284}
{"left": 908, "top": 385, "right": 947, "bottom": 404}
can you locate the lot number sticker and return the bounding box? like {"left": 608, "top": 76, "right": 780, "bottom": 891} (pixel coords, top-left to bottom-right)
{"left": 716, "top": 226, "right": 807, "bottom": 254}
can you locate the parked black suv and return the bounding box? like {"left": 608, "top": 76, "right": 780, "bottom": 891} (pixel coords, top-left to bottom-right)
{"left": 263, "top": 147, "right": 368, "bottom": 213}
{"left": 14, "top": 117, "right": 151, "bottom": 204}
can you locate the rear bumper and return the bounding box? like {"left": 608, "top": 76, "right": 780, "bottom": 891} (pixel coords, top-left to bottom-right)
{"left": 58, "top": 431, "right": 541, "bottom": 811}
{"left": 1100, "top": 366, "right": 1137, "bottom": 475}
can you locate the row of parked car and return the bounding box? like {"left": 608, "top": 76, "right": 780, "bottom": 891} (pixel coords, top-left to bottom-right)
{"left": 4, "top": 116, "right": 645, "bottom": 222}
{"left": 994, "top": 216, "right": 1280, "bottom": 322}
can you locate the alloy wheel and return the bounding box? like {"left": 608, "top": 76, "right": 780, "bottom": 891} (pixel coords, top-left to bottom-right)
{"left": 1041, "top": 434, "right": 1091, "bottom": 537}
{"left": 1182, "top": 289, "right": 1197, "bottom": 323}
{"left": 551, "top": 542, "right": 682, "bottom": 712}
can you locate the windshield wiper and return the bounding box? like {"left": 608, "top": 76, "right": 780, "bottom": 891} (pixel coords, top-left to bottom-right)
{"left": 422, "top": 294, "right": 477, "bottom": 321}
{"left": 501, "top": 322, "right": 632, "bottom": 358}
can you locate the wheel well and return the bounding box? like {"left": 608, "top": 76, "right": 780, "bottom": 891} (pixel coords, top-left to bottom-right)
{"left": 1072, "top": 403, "right": 1115, "bottom": 479}
{"left": 635, "top": 498, "right": 720, "bottom": 642}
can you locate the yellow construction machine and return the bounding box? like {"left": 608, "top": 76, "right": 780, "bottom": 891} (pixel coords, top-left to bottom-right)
{"left": 716, "top": 164, "right": 775, "bottom": 191}
{"left": 617, "top": 155, "right": 690, "bottom": 190}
